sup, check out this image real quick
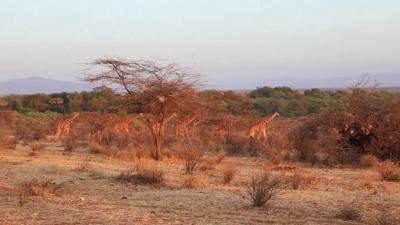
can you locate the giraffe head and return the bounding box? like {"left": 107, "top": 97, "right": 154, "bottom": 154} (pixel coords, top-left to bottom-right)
{"left": 273, "top": 112, "right": 280, "bottom": 117}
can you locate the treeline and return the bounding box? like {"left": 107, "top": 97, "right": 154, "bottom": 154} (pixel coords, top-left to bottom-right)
{"left": 1, "top": 85, "right": 396, "bottom": 117}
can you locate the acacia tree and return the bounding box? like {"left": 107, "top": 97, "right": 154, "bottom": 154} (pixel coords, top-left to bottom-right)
{"left": 84, "top": 58, "right": 201, "bottom": 160}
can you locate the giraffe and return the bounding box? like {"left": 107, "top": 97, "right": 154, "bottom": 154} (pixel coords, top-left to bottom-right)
{"left": 54, "top": 112, "right": 80, "bottom": 140}
{"left": 112, "top": 114, "right": 142, "bottom": 134}
{"left": 175, "top": 116, "right": 199, "bottom": 138}
{"left": 248, "top": 112, "right": 280, "bottom": 141}
{"left": 215, "top": 115, "right": 238, "bottom": 138}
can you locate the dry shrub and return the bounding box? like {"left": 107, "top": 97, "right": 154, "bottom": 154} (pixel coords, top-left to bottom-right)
{"left": 181, "top": 173, "right": 207, "bottom": 189}
{"left": 360, "top": 154, "right": 380, "bottom": 168}
{"left": 246, "top": 171, "right": 283, "bottom": 207}
{"left": 290, "top": 117, "right": 338, "bottom": 165}
{"left": 222, "top": 165, "right": 237, "bottom": 185}
{"left": 288, "top": 171, "right": 302, "bottom": 190}
{"left": 15, "top": 117, "right": 51, "bottom": 144}
{"left": 291, "top": 91, "right": 400, "bottom": 165}
{"left": 18, "top": 178, "right": 64, "bottom": 207}
{"left": 376, "top": 160, "right": 400, "bottom": 182}
{"left": 335, "top": 195, "right": 362, "bottom": 221}
{"left": 117, "top": 166, "right": 164, "bottom": 186}
{"left": 179, "top": 149, "right": 204, "bottom": 174}
{"left": 30, "top": 142, "right": 45, "bottom": 152}
{"left": 335, "top": 205, "right": 361, "bottom": 221}
{"left": 62, "top": 128, "right": 88, "bottom": 151}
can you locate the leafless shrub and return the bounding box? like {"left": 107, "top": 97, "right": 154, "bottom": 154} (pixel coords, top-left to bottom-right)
{"left": 376, "top": 160, "right": 400, "bottom": 182}
{"left": 18, "top": 178, "right": 64, "bottom": 207}
{"left": 117, "top": 166, "right": 164, "bottom": 186}
{"left": 335, "top": 205, "right": 361, "bottom": 221}
{"left": 180, "top": 149, "right": 204, "bottom": 174}
{"left": 246, "top": 171, "right": 283, "bottom": 207}
{"left": 222, "top": 165, "right": 237, "bottom": 185}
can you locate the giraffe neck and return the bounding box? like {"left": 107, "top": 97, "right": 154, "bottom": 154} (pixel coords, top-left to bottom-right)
{"left": 261, "top": 113, "right": 278, "bottom": 126}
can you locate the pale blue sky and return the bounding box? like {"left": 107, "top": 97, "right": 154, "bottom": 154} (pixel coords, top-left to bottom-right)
{"left": 1, "top": 0, "right": 399, "bottom": 88}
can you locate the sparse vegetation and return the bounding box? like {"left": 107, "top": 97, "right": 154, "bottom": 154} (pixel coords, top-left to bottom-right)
{"left": 246, "top": 171, "right": 283, "bottom": 207}
{"left": 335, "top": 205, "right": 361, "bottom": 221}
{"left": 17, "top": 178, "right": 64, "bottom": 207}
{"left": 180, "top": 149, "right": 204, "bottom": 174}
{"left": 222, "top": 165, "right": 237, "bottom": 185}
{"left": 376, "top": 160, "right": 400, "bottom": 182}
{"left": 367, "top": 211, "right": 398, "bottom": 225}
{"left": 181, "top": 173, "right": 207, "bottom": 189}
{"left": 117, "top": 166, "right": 165, "bottom": 186}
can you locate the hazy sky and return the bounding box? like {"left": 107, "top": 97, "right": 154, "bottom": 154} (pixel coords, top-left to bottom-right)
{"left": 1, "top": 0, "right": 399, "bottom": 88}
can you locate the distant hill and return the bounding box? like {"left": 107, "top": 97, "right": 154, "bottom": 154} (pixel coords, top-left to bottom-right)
{"left": 0, "top": 77, "right": 94, "bottom": 95}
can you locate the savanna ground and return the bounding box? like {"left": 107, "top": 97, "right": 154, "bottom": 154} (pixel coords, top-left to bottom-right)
{"left": 1, "top": 62, "right": 400, "bottom": 224}
{"left": 0, "top": 140, "right": 398, "bottom": 225}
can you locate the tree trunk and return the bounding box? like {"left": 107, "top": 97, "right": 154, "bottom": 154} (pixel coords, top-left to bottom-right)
{"left": 148, "top": 120, "right": 165, "bottom": 160}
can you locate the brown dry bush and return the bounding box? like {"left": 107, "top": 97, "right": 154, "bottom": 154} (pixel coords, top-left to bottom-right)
{"left": 15, "top": 116, "right": 52, "bottom": 144}
{"left": 222, "top": 165, "right": 237, "bottom": 185}
{"left": 335, "top": 204, "right": 361, "bottom": 221}
{"left": 117, "top": 166, "right": 165, "bottom": 186}
{"left": 288, "top": 171, "right": 302, "bottom": 190}
{"left": 18, "top": 178, "right": 64, "bottom": 207}
{"left": 290, "top": 89, "right": 400, "bottom": 166}
{"left": 179, "top": 149, "right": 204, "bottom": 174}
{"left": 376, "top": 160, "right": 400, "bottom": 182}
{"left": 181, "top": 173, "right": 207, "bottom": 189}
{"left": 246, "top": 171, "right": 284, "bottom": 207}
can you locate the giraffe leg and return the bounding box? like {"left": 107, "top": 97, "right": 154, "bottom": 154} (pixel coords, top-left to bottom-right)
{"left": 262, "top": 130, "right": 267, "bottom": 142}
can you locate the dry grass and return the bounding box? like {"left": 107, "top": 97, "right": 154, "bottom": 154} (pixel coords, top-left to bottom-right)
{"left": 30, "top": 142, "right": 46, "bottom": 152}
{"left": 17, "top": 178, "right": 64, "bottom": 207}
{"left": 117, "top": 166, "right": 165, "bottom": 186}
{"left": 367, "top": 211, "right": 398, "bottom": 225}
{"left": 376, "top": 160, "right": 400, "bottom": 182}
{"left": 359, "top": 154, "right": 380, "bottom": 168}
{"left": 72, "top": 159, "right": 91, "bottom": 172}
{"left": 246, "top": 171, "right": 284, "bottom": 207}
{"left": 0, "top": 141, "right": 399, "bottom": 224}
{"left": 335, "top": 196, "right": 362, "bottom": 221}
{"left": 181, "top": 173, "right": 207, "bottom": 189}
{"left": 222, "top": 165, "right": 237, "bottom": 185}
